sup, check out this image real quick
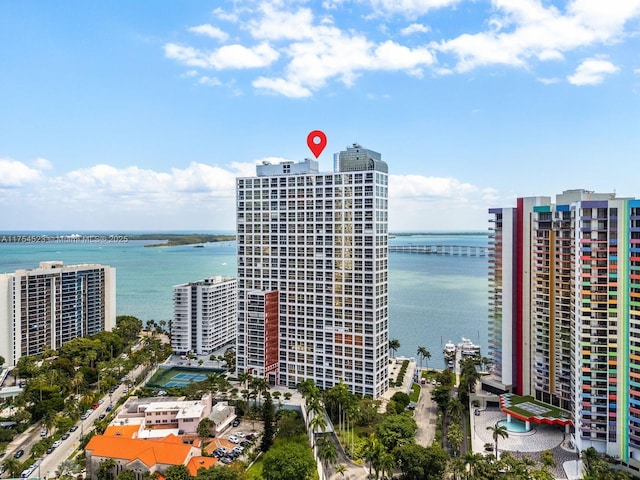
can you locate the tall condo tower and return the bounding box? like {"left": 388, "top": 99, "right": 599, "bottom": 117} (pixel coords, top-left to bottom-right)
{"left": 0, "top": 261, "right": 116, "bottom": 367}
{"left": 486, "top": 189, "right": 640, "bottom": 470}
{"left": 236, "top": 144, "right": 390, "bottom": 398}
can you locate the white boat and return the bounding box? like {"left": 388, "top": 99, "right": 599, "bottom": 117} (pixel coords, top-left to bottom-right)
{"left": 459, "top": 337, "right": 481, "bottom": 357}
{"left": 443, "top": 340, "right": 456, "bottom": 359}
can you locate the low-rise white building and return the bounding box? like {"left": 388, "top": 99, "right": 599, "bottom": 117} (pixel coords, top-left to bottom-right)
{"left": 172, "top": 276, "right": 237, "bottom": 355}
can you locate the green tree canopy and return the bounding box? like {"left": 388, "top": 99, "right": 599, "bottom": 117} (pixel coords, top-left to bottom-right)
{"left": 375, "top": 414, "right": 418, "bottom": 452}
{"left": 114, "top": 315, "right": 143, "bottom": 340}
{"left": 395, "top": 443, "right": 448, "bottom": 480}
{"left": 195, "top": 465, "right": 248, "bottom": 480}
{"left": 116, "top": 471, "right": 137, "bottom": 480}
{"left": 165, "top": 465, "right": 193, "bottom": 480}
{"left": 262, "top": 441, "right": 316, "bottom": 480}
{"left": 390, "top": 391, "right": 411, "bottom": 410}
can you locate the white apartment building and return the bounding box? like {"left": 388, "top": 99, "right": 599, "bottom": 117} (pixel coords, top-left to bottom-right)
{"left": 236, "top": 144, "right": 390, "bottom": 398}
{"left": 0, "top": 261, "right": 115, "bottom": 367}
{"left": 171, "top": 276, "right": 237, "bottom": 355}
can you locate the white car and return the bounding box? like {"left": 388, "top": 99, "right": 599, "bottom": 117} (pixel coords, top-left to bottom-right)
{"left": 228, "top": 436, "right": 240, "bottom": 444}
{"left": 236, "top": 432, "right": 246, "bottom": 438}
{"left": 52, "top": 440, "right": 62, "bottom": 448}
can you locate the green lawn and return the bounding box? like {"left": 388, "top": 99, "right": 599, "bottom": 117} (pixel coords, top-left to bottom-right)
{"left": 247, "top": 458, "right": 264, "bottom": 480}
{"left": 410, "top": 384, "right": 420, "bottom": 402}
{"left": 503, "top": 395, "right": 570, "bottom": 420}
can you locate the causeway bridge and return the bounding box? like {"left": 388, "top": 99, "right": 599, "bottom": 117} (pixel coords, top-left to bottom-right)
{"left": 389, "top": 244, "right": 488, "bottom": 257}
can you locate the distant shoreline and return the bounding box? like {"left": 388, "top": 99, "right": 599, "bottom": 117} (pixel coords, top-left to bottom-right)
{"left": 0, "top": 231, "right": 487, "bottom": 247}
{"left": 130, "top": 234, "right": 236, "bottom": 247}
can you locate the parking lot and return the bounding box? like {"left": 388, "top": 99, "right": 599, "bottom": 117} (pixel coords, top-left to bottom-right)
{"left": 203, "top": 417, "right": 263, "bottom": 465}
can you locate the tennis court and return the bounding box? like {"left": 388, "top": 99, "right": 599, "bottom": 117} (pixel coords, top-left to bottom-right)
{"left": 164, "top": 372, "right": 207, "bottom": 387}
{"left": 147, "top": 367, "right": 216, "bottom": 389}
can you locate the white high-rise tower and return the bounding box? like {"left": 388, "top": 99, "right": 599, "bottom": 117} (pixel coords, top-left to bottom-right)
{"left": 236, "top": 144, "right": 389, "bottom": 397}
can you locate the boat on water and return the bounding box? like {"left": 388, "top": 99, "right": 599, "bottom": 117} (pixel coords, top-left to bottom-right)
{"left": 459, "top": 337, "right": 481, "bottom": 358}
{"left": 443, "top": 337, "right": 481, "bottom": 368}
{"left": 444, "top": 340, "right": 456, "bottom": 358}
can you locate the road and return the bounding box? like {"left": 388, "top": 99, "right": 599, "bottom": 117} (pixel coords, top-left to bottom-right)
{"left": 414, "top": 382, "right": 437, "bottom": 447}
{"left": 1, "top": 363, "right": 149, "bottom": 479}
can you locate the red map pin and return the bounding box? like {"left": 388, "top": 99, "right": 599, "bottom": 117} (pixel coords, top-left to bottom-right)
{"left": 307, "top": 130, "right": 327, "bottom": 158}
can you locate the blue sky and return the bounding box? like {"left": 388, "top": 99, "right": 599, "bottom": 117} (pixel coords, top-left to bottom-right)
{"left": 1, "top": 0, "right": 639, "bottom": 231}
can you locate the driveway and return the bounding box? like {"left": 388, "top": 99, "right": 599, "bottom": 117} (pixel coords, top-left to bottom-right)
{"left": 414, "top": 382, "right": 437, "bottom": 447}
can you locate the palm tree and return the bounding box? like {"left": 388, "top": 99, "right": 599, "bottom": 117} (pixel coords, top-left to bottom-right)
{"left": 309, "top": 412, "right": 328, "bottom": 439}
{"left": 363, "top": 434, "right": 382, "bottom": 476}
{"left": 416, "top": 346, "right": 431, "bottom": 374}
{"left": 487, "top": 422, "right": 509, "bottom": 458}
{"left": 423, "top": 349, "right": 432, "bottom": 370}
{"left": 2, "top": 457, "right": 22, "bottom": 478}
{"left": 379, "top": 452, "right": 395, "bottom": 480}
{"left": 446, "top": 398, "right": 464, "bottom": 424}
{"left": 316, "top": 436, "right": 339, "bottom": 477}
{"left": 238, "top": 371, "right": 252, "bottom": 392}
{"left": 389, "top": 339, "right": 400, "bottom": 359}
{"left": 250, "top": 376, "right": 269, "bottom": 408}
{"left": 272, "top": 390, "right": 282, "bottom": 409}
{"left": 335, "top": 464, "right": 347, "bottom": 478}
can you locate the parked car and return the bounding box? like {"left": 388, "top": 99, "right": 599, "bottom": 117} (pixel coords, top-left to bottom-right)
{"left": 232, "top": 418, "right": 241, "bottom": 427}
{"left": 40, "top": 428, "right": 48, "bottom": 437}
{"left": 228, "top": 436, "right": 239, "bottom": 444}
{"left": 62, "top": 433, "right": 70, "bottom": 440}
{"left": 14, "top": 449, "right": 24, "bottom": 458}
{"left": 52, "top": 440, "right": 62, "bottom": 448}
{"left": 69, "top": 425, "right": 78, "bottom": 432}
{"left": 98, "top": 413, "right": 106, "bottom": 420}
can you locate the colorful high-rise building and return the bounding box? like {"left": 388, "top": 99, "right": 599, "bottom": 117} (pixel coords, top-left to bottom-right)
{"left": 171, "top": 276, "right": 237, "bottom": 355}
{"left": 487, "top": 189, "right": 640, "bottom": 470}
{"left": 235, "top": 144, "right": 390, "bottom": 398}
{"left": 0, "top": 261, "right": 115, "bottom": 367}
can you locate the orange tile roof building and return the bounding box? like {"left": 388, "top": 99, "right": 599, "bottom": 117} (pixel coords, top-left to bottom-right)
{"left": 85, "top": 433, "right": 205, "bottom": 479}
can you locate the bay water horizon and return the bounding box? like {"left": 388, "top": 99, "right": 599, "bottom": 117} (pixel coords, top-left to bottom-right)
{"left": 0, "top": 231, "right": 488, "bottom": 370}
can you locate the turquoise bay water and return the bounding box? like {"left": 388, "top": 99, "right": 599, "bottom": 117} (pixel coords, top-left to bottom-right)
{"left": 0, "top": 233, "right": 487, "bottom": 370}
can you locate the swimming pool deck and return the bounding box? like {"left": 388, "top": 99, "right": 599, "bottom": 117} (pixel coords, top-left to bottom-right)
{"left": 472, "top": 407, "right": 584, "bottom": 479}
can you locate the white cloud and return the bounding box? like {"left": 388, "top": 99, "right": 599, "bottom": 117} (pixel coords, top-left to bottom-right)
{"left": 388, "top": 174, "right": 498, "bottom": 231}
{"left": 198, "top": 76, "right": 222, "bottom": 86}
{"left": 368, "top": 0, "right": 463, "bottom": 16}
{"left": 0, "top": 158, "right": 503, "bottom": 231}
{"left": 164, "top": 42, "right": 279, "bottom": 70}
{"left": 567, "top": 57, "right": 620, "bottom": 85}
{"left": 253, "top": 77, "right": 313, "bottom": 98}
{"left": 436, "top": 0, "right": 640, "bottom": 73}
{"left": 0, "top": 158, "right": 43, "bottom": 187}
{"left": 33, "top": 157, "right": 53, "bottom": 170}
{"left": 634, "top": 68, "right": 640, "bottom": 75}
{"left": 537, "top": 76, "right": 561, "bottom": 85}
{"left": 188, "top": 24, "right": 229, "bottom": 41}
{"left": 164, "top": 0, "right": 640, "bottom": 96}
{"left": 390, "top": 174, "right": 477, "bottom": 199}
{"left": 213, "top": 7, "right": 239, "bottom": 23}
{"left": 400, "top": 23, "right": 431, "bottom": 35}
